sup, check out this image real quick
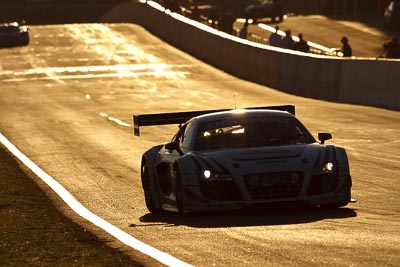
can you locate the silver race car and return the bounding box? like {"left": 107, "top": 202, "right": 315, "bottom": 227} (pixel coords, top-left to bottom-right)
{"left": 134, "top": 105, "right": 354, "bottom": 214}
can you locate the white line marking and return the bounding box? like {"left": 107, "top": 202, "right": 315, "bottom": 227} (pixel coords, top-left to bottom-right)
{"left": 1, "top": 71, "right": 189, "bottom": 82}
{"left": 99, "top": 113, "right": 131, "bottom": 127}
{"left": 108, "top": 117, "right": 131, "bottom": 127}
{"left": 0, "top": 133, "right": 193, "bottom": 267}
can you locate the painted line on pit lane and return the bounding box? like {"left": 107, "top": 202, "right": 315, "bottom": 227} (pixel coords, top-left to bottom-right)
{"left": 99, "top": 113, "right": 131, "bottom": 127}
{"left": 0, "top": 133, "right": 193, "bottom": 267}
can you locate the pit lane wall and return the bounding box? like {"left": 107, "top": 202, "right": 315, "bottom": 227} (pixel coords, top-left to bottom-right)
{"left": 100, "top": 1, "right": 400, "bottom": 111}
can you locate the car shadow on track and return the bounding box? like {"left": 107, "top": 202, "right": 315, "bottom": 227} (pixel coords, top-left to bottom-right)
{"left": 138, "top": 206, "right": 357, "bottom": 228}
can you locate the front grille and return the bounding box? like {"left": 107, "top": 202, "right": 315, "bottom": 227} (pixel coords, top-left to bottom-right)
{"left": 307, "top": 173, "right": 338, "bottom": 195}
{"left": 199, "top": 180, "right": 243, "bottom": 201}
{"left": 244, "top": 172, "right": 303, "bottom": 200}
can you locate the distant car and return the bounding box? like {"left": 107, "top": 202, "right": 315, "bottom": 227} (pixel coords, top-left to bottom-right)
{"left": 0, "top": 22, "right": 29, "bottom": 48}
{"left": 134, "top": 105, "right": 354, "bottom": 214}
{"left": 384, "top": 0, "right": 400, "bottom": 28}
{"left": 244, "top": 0, "right": 284, "bottom": 23}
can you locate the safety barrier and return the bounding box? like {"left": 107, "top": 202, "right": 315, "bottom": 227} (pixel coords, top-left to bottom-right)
{"left": 100, "top": 1, "right": 400, "bottom": 111}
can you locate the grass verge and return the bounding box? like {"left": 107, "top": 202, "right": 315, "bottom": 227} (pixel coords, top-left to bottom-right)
{"left": 0, "top": 145, "right": 142, "bottom": 266}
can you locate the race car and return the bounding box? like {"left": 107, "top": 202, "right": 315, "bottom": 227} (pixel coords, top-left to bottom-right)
{"left": 244, "top": 0, "right": 284, "bottom": 23}
{"left": 0, "top": 22, "right": 29, "bottom": 48}
{"left": 134, "top": 105, "right": 354, "bottom": 214}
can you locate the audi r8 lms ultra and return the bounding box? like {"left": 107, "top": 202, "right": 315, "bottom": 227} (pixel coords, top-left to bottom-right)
{"left": 134, "top": 105, "right": 354, "bottom": 214}
{"left": 0, "top": 22, "right": 29, "bottom": 48}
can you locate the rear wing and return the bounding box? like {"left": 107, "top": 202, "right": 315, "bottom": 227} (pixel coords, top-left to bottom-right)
{"left": 133, "top": 105, "right": 295, "bottom": 136}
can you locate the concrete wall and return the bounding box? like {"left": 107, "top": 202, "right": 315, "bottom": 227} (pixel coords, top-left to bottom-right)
{"left": 100, "top": 1, "right": 399, "bottom": 111}
{"left": 339, "top": 59, "right": 400, "bottom": 109}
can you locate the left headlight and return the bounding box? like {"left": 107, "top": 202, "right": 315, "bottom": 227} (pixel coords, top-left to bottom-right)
{"left": 308, "top": 161, "right": 338, "bottom": 195}
{"left": 312, "top": 161, "right": 337, "bottom": 176}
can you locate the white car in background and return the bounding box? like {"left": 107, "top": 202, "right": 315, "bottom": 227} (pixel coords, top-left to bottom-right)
{"left": 0, "top": 22, "right": 29, "bottom": 48}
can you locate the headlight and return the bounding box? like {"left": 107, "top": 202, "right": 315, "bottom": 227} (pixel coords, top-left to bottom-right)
{"left": 203, "top": 170, "right": 211, "bottom": 179}
{"left": 199, "top": 169, "right": 232, "bottom": 181}
{"left": 308, "top": 161, "right": 339, "bottom": 195}
{"left": 312, "top": 161, "right": 337, "bottom": 176}
{"left": 324, "top": 162, "right": 334, "bottom": 172}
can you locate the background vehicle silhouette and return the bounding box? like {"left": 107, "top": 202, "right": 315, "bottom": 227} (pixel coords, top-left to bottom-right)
{"left": 244, "top": 0, "right": 284, "bottom": 23}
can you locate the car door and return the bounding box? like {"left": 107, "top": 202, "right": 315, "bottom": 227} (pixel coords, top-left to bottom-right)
{"left": 157, "top": 123, "right": 189, "bottom": 195}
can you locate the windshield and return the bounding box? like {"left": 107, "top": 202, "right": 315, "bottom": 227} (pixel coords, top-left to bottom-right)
{"left": 0, "top": 26, "right": 19, "bottom": 33}
{"left": 260, "top": 0, "right": 274, "bottom": 4}
{"left": 194, "top": 115, "right": 315, "bottom": 150}
{"left": 251, "top": 0, "right": 274, "bottom": 5}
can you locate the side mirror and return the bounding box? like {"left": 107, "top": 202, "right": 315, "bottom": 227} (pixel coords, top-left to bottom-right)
{"left": 164, "top": 141, "right": 183, "bottom": 155}
{"left": 318, "top": 133, "right": 332, "bottom": 144}
{"left": 165, "top": 141, "right": 180, "bottom": 150}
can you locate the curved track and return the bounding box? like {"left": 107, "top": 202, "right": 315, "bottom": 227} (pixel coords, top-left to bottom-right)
{"left": 0, "top": 23, "right": 399, "bottom": 266}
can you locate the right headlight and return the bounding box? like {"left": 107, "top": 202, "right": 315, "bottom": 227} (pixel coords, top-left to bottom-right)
{"left": 198, "top": 169, "right": 232, "bottom": 181}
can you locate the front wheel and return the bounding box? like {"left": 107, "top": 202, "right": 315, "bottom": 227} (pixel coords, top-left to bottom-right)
{"left": 141, "top": 164, "right": 159, "bottom": 213}
{"left": 175, "top": 172, "right": 188, "bottom": 215}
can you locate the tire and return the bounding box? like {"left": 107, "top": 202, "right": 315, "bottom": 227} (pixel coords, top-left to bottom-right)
{"left": 175, "top": 172, "right": 188, "bottom": 215}
{"left": 141, "top": 163, "right": 159, "bottom": 213}
{"left": 22, "top": 38, "right": 29, "bottom": 46}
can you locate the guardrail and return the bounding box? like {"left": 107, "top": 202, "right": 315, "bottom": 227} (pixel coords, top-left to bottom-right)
{"left": 100, "top": 1, "right": 400, "bottom": 111}
{"left": 180, "top": 6, "right": 340, "bottom": 57}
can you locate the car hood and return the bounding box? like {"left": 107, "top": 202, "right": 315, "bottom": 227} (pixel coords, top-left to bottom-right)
{"left": 223, "top": 146, "right": 304, "bottom": 161}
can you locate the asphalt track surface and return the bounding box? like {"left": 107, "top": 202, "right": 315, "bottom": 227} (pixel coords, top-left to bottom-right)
{"left": 0, "top": 21, "right": 399, "bottom": 266}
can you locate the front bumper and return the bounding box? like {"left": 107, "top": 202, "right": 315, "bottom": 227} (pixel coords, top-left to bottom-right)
{"left": 181, "top": 185, "right": 352, "bottom": 213}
